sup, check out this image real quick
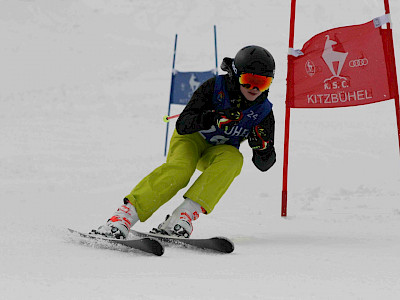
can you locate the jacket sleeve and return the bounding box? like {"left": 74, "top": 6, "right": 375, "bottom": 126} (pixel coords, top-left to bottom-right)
{"left": 176, "top": 77, "right": 217, "bottom": 135}
{"left": 251, "top": 110, "right": 276, "bottom": 172}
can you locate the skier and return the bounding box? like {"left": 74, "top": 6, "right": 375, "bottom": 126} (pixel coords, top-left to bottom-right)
{"left": 93, "top": 45, "right": 277, "bottom": 239}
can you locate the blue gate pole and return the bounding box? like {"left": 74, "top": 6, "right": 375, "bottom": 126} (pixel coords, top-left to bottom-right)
{"left": 164, "top": 34, "right": 178, "bottom": 157}
{"left": 214, "top": 25, "right": 218, "bottom": 74}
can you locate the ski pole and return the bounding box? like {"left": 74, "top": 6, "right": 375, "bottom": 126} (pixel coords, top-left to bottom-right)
{"left": 163, "top": 114, "right": 180, "bottom": 123}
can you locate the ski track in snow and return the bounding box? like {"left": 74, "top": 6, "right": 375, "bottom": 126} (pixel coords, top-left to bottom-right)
{"left": 1, "top": 0, "right": 400, "bottom": 299}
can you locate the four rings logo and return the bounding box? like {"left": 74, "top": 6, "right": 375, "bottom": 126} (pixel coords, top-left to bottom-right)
{"left": 349, "top": 58, "right": 368, "bottom": 67}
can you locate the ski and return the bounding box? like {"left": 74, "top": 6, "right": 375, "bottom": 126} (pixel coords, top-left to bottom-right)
{"left": 67, "top": 228, "right": 164, "bottom": 256}
{"left": 131, "top": 230, "right": 234, "bottom": 254}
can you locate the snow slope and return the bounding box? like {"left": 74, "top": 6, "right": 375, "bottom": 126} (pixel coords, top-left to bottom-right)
{"left": 1, "top": 0, "right": 400, "bottom": 299}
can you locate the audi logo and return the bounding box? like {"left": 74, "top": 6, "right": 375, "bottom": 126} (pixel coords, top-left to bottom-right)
{"left": 349, "top": 58, "right": 368, "bottom": 67}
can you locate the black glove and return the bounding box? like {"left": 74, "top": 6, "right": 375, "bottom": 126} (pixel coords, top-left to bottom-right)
{"left": 248, "top": 125, "right": 272, "bottom": 150}
{"left": 216, "top": 108, "right": 243, "bottom": 132}
{"left": 253, "top": 147, "right": 276, "bottom": 171}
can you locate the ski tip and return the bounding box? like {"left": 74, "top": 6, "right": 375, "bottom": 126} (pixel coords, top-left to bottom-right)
{"left": 68, "top": 228, "right": 165, "bottom": 256}
{"left": 145, "top": 238, "right": 165, "bottom": 256}
{"left": 212, "top": 237, "right": 235, "bottom": 253}
{"left": 67, "top": 228, "right": 82, "bottom": 235}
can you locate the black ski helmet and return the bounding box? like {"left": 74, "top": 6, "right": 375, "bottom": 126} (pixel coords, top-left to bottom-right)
{"left": 233, "top": 45, "right": 275, "bottom": 78}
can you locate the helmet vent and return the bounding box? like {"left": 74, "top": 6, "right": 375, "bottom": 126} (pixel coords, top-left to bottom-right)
{"left": 263, "top": 49, "right": 271, "bottom": 57}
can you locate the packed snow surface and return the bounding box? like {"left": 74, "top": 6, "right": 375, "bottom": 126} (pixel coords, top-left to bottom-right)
{"left": 1, "top": 0, "right": 400, "bottom": 299}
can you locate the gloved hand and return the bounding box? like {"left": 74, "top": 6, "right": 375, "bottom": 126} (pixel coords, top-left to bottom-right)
{"left": 248, "top": 125, "right": 272, "bottom": 150}
{"left": 216, "top": 108, "right": 243, "bottom": 132}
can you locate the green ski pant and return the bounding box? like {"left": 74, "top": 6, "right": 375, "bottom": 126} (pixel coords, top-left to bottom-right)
{"left": 125, "top": 130, "right": 243, "bottom": 222}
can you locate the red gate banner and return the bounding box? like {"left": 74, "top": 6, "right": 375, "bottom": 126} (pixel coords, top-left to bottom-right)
{"left": 282, "top": 0, "right": 400, "bottom": 217}
{"left": 288, "top": 18, "right": 394, "bottom": 108}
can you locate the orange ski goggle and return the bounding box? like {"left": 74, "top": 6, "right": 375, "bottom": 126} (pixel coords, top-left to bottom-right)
{"left": 239, "top": 73, "right": 273, "bottom": 92}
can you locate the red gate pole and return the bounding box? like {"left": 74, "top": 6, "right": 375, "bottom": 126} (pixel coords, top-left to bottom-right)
{"left": 282, "top": 0, "right": 297, "bottom": 217}
{"left": 383, "top": 0, "right": 400, "bottom": 157}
